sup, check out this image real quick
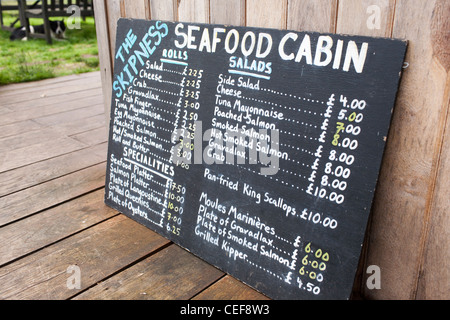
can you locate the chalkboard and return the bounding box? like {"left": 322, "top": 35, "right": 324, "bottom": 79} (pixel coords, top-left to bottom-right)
{"left": 105, "top": 18, "right": 407, "bottom": 300}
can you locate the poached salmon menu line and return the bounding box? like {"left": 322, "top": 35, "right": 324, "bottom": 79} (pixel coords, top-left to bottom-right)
{"left": 105, "top": 19, "right": 407, "bottom": 300}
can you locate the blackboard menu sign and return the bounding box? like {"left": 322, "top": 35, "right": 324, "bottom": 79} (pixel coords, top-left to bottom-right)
{"left": 105, "top": 18, "right": 406, "bottom": 300}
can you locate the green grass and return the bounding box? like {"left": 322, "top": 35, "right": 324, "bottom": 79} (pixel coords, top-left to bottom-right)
{"left": 0, "top": 11, "right": 99, "bottom": 85}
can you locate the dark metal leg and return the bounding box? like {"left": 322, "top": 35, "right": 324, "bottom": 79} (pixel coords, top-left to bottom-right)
{"left": 41, "top": 0, "right": 52, "bottom": 44}
{"left": 18, "top": 0, "right": 31, "bottom": 39}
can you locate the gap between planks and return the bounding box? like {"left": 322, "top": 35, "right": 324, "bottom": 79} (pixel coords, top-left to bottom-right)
{"left": 0, "top": 215, "right": 171, "bottom": 300}
{"left": 0, "top": 162, "right": 107, "bottom": 226}
{"left": 0, "top": 189, "right": 120, "bottom": 267}
{"left": 0, "top": 143, "right": 106, "bottom": 197}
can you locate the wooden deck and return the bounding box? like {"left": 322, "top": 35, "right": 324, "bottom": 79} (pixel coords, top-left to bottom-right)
{"left": 0, "top": 71, "right": 268, "bottom": 300}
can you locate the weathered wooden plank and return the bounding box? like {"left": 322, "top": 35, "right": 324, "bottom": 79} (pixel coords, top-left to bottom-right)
{"left": 0, "top": 72, "right": 100, "bottom": 95}
{"left": 0, "top": 136, "right": 88, "bottom": 173}
{"left": 93, "top": 0, "right": 113, "bottom": 128}
{"left": 246, "top": 0, "right": 287, "bottom": 29}
{"left": 416, "top": 0, "right": 450, "bottom": 298}
{"left": 0, "top": 215, "right": 169, "bottom": 300}
{"left": 73, "top": 244, "right": 224, "bottom": 300}
{"left": 362, "top": 0, "right": 450, "bottom": 299}
{"left": 0, "top": 190, "right": 117, "bottom": 266}
{"left": 149, "top": 0, "right": 176, "bottom": 20}
{"left": 336, "top": 0, "right": 395, "bottom": 37}
{"left": 417, "top": 101, "right": 450, "bottom": 299}
{"left": 103, "top": 0, "right": 121, "bottom": 123}
{"left": 0, "top": 72, "right": 101, "bottom": 99}
{"left": 0, "top": 106, "right": 12, "bottom": 114}
{"left": 32, "top": 104, "right": 104, "bottom": 126}
{"left": 0, "top": 127, "right": 70, "bottom": 153}
{"left": 120, "top": 0, "right": 150, "bottom": 19}
{"left": 0, "top": 163, "right": 106, "bottom": 226}
{"left": 1, "top": 87, "right": 102, "bottom": 113}
{"left": 193, "top": 275, "right": 270, "bottom": 300}
{"left": 287, "top": 0, "right": 338, "bottom": 33}
{"left": 210, "top": 0, "right": 245, "bottom": 25}
{"left": 0, "top": 90, "right": 103, "bottom": 125}
{"left": 70, "top": 126, "right": 108, "bottom": 146}
{"left": 177, "top": 0, "right": 210, "bottom": 23}
{"left": 1, "top": 81, "right": 102, "bottom": 105}
{"left": 0, "top": 120, "right": 44, "bottom": 139}
{"left": 0, "top": 116, "right": 104, "bottom": 164}
{"left": 106, "top": 0, "right": 122, "bottom": 62}
{"left": 0, "top": 143, "right": 107, "bottom": 197}
{"left": 53, "top": 114, "right": 106, "bottom": 137}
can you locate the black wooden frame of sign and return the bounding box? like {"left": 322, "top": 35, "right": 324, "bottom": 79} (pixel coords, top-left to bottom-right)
{"left": 104, "top": 18, "right": 407, "bottom": 300}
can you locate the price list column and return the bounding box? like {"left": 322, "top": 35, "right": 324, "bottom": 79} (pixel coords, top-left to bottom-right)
{"left": 295, "top": 93, "right": 370, "bottom": 296}
{"left": 306, "top": 95, "right": 366, "bottom": 204}
{"left": 167, "top": 60, "right": 205, "bottom": 237}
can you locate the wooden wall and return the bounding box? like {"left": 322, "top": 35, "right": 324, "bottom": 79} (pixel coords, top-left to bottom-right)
{"left": 93, "top": 0, "right": 449, "bottom": 300}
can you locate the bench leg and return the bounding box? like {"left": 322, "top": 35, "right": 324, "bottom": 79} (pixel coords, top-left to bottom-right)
{"left": 41, "top": 0, "right": 52, "bottom": 44}
{"left": 18, "top": 0, "right": 32, "bottom": 39}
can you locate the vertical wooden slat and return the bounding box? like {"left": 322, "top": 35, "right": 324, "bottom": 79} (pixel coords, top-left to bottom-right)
{"left": 210, "top": 0, "right": 245, "bottom": 26}
{"left": 287, "top": 0, "right": 338, "bottom": 33}
{"left": 102, "top": 0, "right": 152, "bottom": 126}
{"left": 149, "top": 0, "right": 177, "bottom": 20}
{"left": 120, "top": 0, "right": 151, "bottom": 20}
{"left": 417, "top": 104, "right": 449, "bottom": 300}
{"left": 335, "top": 0, "right": 398, "bottom": 299}
{"left": 246, "top": 0, "right": 287, "bottom": 29}
{"left": 93, "top": 0, "right": 113, "bottom": 128}
{"left": 102, "top": 0, "right": 121, "bottom": 124}
{"left": 362, "top": 0, "right": 450, "bottom": 299}
{"left": 177, "top": 0, "right": 210, "bottom": 23}
{"left": 105, "top": 0, "right": 121, "bottom": 61}
{"left": 336, "top": 0, "right": 396, "bottom": 37}
{"left": 413, "top": 0, "right": 450, "bottom": 300}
